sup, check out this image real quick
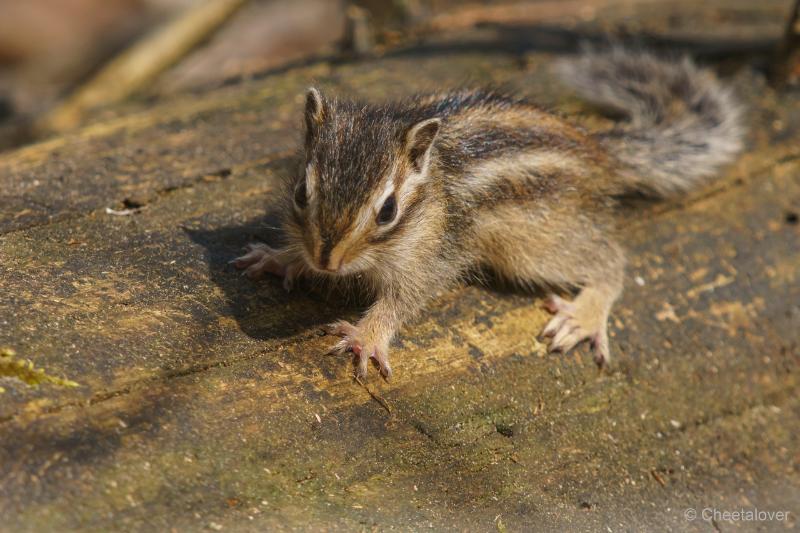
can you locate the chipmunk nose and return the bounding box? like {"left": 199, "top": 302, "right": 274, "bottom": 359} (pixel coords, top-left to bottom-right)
{"left": 322, "top": 256, "right": 344, "bottom": 273}
{"left": 318, "top": 241, "right": 344, "bottom": 273}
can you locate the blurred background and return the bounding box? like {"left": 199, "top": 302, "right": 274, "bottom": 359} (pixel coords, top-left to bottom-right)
{"left": 0, "top": 0, "right": 798, "bottom": 151}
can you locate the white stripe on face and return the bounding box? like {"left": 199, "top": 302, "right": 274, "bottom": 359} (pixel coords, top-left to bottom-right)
{"left": 321, "top": 163, "right": 402, "bottom": 271}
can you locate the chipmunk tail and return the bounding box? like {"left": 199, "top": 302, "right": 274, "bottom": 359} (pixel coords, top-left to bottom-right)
{"left": 556, "top": 45, "right": 745, "bottom": 198}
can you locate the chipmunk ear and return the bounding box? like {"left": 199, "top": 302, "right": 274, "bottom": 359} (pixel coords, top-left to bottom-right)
{"left": 404, "top": 118, "right": 440, "bottom": 173}
{"left": 304, "top": 87, "right": 326, "bottom": 147}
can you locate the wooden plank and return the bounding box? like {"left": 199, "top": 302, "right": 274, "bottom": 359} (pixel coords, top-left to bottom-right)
{"left": 1, "top": 1, "right": 799, "bottom": 530}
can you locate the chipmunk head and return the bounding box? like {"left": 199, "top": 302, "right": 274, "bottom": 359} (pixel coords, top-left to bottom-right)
{"left": 287, "top": 87, "right": 441, "bottom": 275}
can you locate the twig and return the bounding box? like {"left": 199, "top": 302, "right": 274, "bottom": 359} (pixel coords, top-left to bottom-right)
{"left": 354, "top": 376, "right": 392, "bottom": 415}
{"left": 38, "top": 0, "right": 250, "bottom": 134}
{"left": 105, "top": 207, "right": 139, "bottom": 216}
{"left": 650, "top": 468, "right": 667, "bottom": 487}
{"left": 771, "top": 0, "right": 800, "bottom": 87}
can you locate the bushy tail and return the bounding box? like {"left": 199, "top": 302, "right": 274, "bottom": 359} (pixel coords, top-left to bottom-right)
{"left": 556, "top": 46, "right": 744, "bottom": 198}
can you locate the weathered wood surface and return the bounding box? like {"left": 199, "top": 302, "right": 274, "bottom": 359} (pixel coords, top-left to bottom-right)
{"left": 1, "top": 1, "right": 799, "bottom": 531}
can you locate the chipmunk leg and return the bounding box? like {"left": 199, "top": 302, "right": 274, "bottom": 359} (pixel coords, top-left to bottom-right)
{"left": 324, "top": 281, "right": 430, "bottom": 380}
{"left": 473, "top": 206, "right": 624, "bottom": 365}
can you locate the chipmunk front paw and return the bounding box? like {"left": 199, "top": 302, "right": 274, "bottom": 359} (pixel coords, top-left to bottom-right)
{"left": 231, "top": 243, "right": 302, "bottom": 291}
{"left": 325, "top": 320, "right": 392, "bottom": 379}
{"left": 542, "top": 293, "right": 610, "bottom": 366}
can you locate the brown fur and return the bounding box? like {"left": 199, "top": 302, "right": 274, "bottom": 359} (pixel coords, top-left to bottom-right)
{"left": 233, "top": 49, "right": 744, "bottom": 378}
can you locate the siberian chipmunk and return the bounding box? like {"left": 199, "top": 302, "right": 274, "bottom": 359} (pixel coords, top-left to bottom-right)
{"left": 233, "top": 47, "right": 744, "bottom": 379}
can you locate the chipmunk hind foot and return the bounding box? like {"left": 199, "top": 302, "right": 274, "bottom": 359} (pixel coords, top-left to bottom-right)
{"left": 542, "top": 282, "right": 621, "bottom": 366}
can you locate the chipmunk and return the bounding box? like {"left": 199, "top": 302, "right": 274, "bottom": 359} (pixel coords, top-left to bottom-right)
{"left": 233, "top": 47, "right": 743, "bottom": 379}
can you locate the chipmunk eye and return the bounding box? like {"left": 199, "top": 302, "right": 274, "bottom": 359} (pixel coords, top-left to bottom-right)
{"left": 376, "top": 194, "right": 397, "bottom": 225}
{"left": 294, "top": 179, "right": 308, "bottom": 209}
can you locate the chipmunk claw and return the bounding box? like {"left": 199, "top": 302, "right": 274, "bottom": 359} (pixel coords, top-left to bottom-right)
{"left": 325, "top": 321, "right": 392, "bottom": 379}
{"left": 589, "top": 333, "right": 610, "bottom": 367}
{"left": 353, "top": 346, "right": 392, "bottom": 380}
{"left": 542, "top": 293, "right": 610, "bottom": 367}
{"left": 231, "top": 243, "right": 286, "bottom": 279}
{"left": 232, "top": 243, "right": 305, "bottom": 288}
{"left": 368, "top": 347, "right": 392, "bottom": 380}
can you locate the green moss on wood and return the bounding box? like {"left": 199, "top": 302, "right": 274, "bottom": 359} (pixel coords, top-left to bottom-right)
{"left": 0, "top": 348, "right": 79, "bottom": 393}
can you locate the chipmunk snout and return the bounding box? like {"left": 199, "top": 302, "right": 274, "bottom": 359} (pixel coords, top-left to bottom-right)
{"left": 317, "top": 239, "right": 348, "bottom": 273}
